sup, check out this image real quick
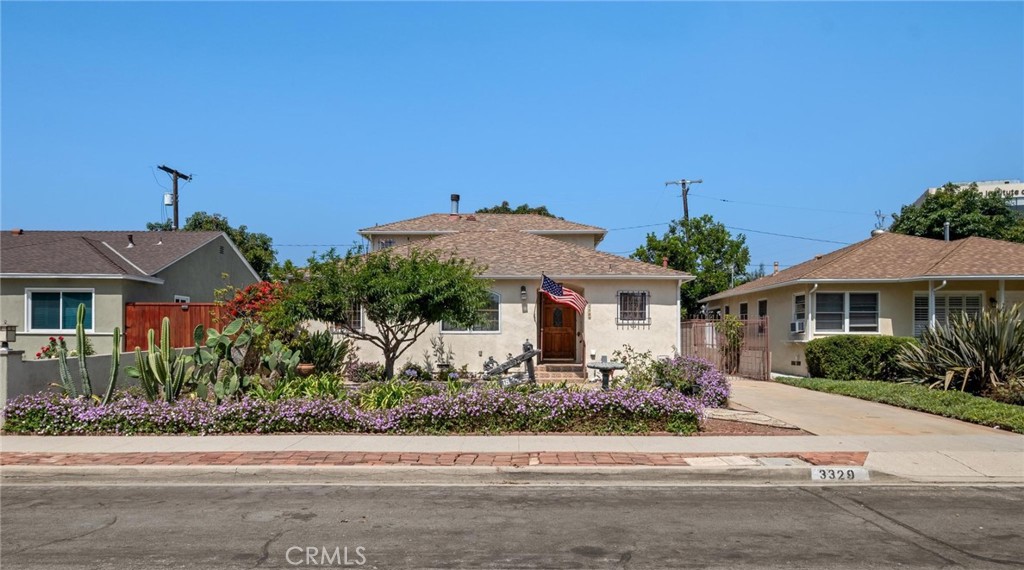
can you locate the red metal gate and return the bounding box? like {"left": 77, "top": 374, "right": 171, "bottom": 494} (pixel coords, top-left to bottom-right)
{"left": 124, "top": 303, "right": 227, "bottom": 351}
{"left": 680, "top": 316, "right": 771, "bottom": 380}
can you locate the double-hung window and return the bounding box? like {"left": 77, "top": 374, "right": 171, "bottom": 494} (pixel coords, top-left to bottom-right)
{"left": 848, "top": 293, "right": 880, "bottom": 332}
{"left": 617, "top": 291, "right": 650, "bottom": 324}
{"left": 739, "top": 302, "right": 749, "bottom": 320}
{"left": 442, "top": 293, "right": 500, "bottom": 333}
{"left": 815, "top": 293, "right": 846, "bottom": 332}
{"left": 27, "top": 290, "right": 94, "bottom": 332}
{"left": 793, "top": 295, "right": 806, "bottom": 322}
{"left": 813, "top": 292, "right": 879, "bottom": 333}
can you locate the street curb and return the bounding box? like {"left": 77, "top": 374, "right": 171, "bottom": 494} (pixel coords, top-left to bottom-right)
{"left": 0, "top": 464, "right": 922, "bottom": 486}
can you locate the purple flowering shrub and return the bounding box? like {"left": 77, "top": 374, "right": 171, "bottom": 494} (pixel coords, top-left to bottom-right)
{"left": 655, "top": 355, "right": 730, "bottom": 407}
{"left": 614, "top": 346, "right": 730, "bottom": 408}
{"left": 2, "top": 387, "right": 702, "bottom": 436}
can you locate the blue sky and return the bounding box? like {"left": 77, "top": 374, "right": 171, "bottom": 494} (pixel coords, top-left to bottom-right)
{"left": 3, "top": 2, "right": 1022, "bottom": 272}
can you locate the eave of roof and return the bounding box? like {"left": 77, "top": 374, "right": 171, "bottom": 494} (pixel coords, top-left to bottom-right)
{"left": 0, "top": 273, "right": 165, "bottom": 284}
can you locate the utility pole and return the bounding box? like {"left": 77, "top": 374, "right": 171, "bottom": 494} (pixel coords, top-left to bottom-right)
{"left": 664, "top": 178, "right": 703, "bottom": 221}
{"left": 157, "top": 165, "right": 192, "bottom": 230}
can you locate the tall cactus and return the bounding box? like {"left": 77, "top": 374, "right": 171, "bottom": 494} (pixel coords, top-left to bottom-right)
{"left": 101, "top": 328, "right": 121, "bottom": 405}
{"left": 127, "top": 317, "right": 192, "bottom": 403}
{"left": 76, "top": 304, "right": 93, "bottom": 397}
{"left": 55, "top": 303, "right": 122, "bottom": 401}
{"left": 57, "top": 345, "right": 78, "bottom": 398}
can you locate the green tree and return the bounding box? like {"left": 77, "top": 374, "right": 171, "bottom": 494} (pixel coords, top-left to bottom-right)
{"left": 889, "top": 183, "right": 1024, "bottom": 243}
{"left": 287, "top": 248, "right": 492, "bottom": 378}
{"left": 475, "top": 201, "right": 560, "bottom": 218}
{"left": 149, "top": 211, "right": 277, "bottom": 279}
{"left": 631, "top": 215, "right": 751, "bottom": 317}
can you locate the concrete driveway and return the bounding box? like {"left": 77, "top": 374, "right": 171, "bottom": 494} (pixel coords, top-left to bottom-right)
{"left": 729, "top": 379, "right": 1009, "bottom": 436}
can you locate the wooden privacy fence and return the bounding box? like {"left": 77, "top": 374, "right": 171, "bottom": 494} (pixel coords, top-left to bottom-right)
{"left": 680, "top": 316, "right": 771, "bottom": 381}
{"left": 124, "top": 303, "right": 226, "bottom": 351}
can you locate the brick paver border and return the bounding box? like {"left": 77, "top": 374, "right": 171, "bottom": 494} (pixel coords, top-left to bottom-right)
{"left": 0, "top": 451, "right": 868, "bottom": 468}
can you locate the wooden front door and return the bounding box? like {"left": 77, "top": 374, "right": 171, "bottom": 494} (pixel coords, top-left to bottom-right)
{"left": 541, "top": 299, "right": 576, "bottom": 361}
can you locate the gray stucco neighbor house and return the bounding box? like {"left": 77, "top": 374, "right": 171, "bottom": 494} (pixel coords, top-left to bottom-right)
{"left": 0, "top": 229, "right": 259, "bottom": 353}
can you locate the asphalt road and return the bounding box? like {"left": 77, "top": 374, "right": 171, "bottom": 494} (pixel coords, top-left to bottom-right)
{"left": 2, "top": 484, "right": 1022, "bottom": 569}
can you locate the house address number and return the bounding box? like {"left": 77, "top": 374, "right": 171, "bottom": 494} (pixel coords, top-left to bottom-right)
{"left": 811, "top": 467, "right": 870, "bottom": 481}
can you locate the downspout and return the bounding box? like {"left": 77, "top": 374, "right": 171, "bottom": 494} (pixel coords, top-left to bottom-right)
{"left": 807, "top": 283, "right": 819, "bottom": 341}
{"left": 928, "top": 280, "right": 948, "bottom": 327}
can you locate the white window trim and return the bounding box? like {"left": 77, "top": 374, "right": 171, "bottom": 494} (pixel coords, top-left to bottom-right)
{"left": 792, "top": 294, "right": 807, "bottom": 321}
{"left": 616, "top": 290, "right": 652, "bottom": 325}
{"left": 738, "top": 302, "right": 749, "bottom": 320}
{"left": 173, "top": 295, "right": 191, "bottom": 303}
{"left": 441, "top": 292, "right": 502, "bottom": 335}
{"left": 24, "top": 288, "right": 96, "bottom": 334}
{"left": 757, "top": 298, "right": 768, "bottom": 318}
{"left": 330, "top": 303, "right": 366, "bottom": 335}
{"left": 813, "top": 291, "right": 881, "bottom": 335}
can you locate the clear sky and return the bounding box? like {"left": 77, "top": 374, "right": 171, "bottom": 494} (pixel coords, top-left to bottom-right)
{"left": 3, "top": 2, "right": 1022, "bottom": 272}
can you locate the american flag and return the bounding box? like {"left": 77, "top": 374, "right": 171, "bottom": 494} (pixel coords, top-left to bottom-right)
{"left": 541, "top": 275, "right": 588, "bottom": 314}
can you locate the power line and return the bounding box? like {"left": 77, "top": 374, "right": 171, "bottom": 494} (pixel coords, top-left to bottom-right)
{"left": 725, "top": 225, "right": 850, "bottom": 245}
{"left": 688, "top": 192, "right": 872, "bottom": 217}
{"left": 606, "top": 220, "right": 851, "bottom": 245}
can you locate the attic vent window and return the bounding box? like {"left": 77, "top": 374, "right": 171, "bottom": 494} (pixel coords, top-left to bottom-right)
{"left": 219, "top": 245, "right": 225, "bottom": 255}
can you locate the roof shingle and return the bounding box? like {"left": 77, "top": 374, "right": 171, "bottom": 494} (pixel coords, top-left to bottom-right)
{"left": 1, "top": 230, "right": 224, "bottom": 277}
{"left": 390, "top": 231, "right": 690, "bottom": 279}
{"left": 702, "top": 232, "right": 1024, "bottom": 302}
{"left": 359, "top": 213, "right": 606, "bottom": 234}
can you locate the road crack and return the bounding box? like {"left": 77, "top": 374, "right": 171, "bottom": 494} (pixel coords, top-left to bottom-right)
{"left": 800, "top": 488, "right": 1024, "bottom": 567}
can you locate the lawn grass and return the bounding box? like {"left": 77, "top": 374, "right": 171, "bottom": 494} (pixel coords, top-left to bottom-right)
{"left": 775, "top": 377, "right": 1024, "bottom": 434}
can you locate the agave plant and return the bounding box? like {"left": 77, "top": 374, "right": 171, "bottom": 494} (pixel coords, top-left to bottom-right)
{"left": 898, "top": 303, "right": 1024, "bottom": 394}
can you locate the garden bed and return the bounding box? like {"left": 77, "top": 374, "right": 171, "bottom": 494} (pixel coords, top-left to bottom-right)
{"left": 1, "top": 387, "right": 707, "bottom": 436}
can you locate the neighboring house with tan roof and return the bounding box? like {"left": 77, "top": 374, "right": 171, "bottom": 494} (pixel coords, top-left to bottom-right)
{"left": 339, "top": 199, "right": 693, "bottom": 376}
{"left": 700, "top": 231, "right": 1024, "bottom": 376}
{"left": 0, "top": 229, "right": 259, "bottom": 354}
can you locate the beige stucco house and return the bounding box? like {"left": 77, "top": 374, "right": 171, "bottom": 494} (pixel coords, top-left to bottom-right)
{"left": 701, "top": 232, "right": 1024, "bottom": 377}
{"left": 342, "top": 205, "right": 693, "bottom": 377}
{"left": 0, "top": 229, "right": 259, "bottom": 353}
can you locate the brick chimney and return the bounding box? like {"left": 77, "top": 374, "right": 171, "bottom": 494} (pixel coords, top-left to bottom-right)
{"left": 662, "top": 256, "right": 669, "bottom": 268}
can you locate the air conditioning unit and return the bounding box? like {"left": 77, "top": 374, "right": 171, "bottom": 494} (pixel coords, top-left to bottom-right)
{"left": 790, "top": 320, "right": 805, "bottom": 334}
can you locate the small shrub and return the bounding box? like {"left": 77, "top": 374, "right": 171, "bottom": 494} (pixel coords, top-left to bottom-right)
{"left": 357, "top": 378, "right": 435, "bottom": 410}
{"left": 398, "top": 362, "right": 430, "bottom": 381}
{"left": 345, "top": 361, "right": 385, "bottom": 383}
{"left": 805, "top": 336, "right": 919, "bottom": 381}
{"left": 299, "top": 330, "right": 352, "bottom": 374}
{"left": 613, "top": 349, "right": 729, "bottom": 407}
{"left": 35, "top": 336, "right": 94, "bottom": 359}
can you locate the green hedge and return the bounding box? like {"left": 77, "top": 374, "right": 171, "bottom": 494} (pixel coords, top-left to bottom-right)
{"left": 776, "top": 377, "right": 1024, "bottom": 434}
{"left": 804, "top": 336, "right": 918, "bottom": 381}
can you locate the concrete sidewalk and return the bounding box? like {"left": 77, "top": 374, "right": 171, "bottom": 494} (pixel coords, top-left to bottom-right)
{"left": 2, "top": 380, "right": 1021, "bottom": 484}
{"left": 2, "top": 433, "right": 1020, "bottom": 483}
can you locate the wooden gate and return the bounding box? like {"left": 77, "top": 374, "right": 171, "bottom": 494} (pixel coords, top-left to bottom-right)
{"left": 124, "top": 303, "right": 226, "bottom": 350}
{"left": 680, "top": 316, "right": 771, "bottom": 380}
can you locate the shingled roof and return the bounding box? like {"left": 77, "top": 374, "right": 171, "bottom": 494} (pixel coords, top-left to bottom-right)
{"left": 702, "top": 232, "right": 1024, "bottom": 302}
{"left": 359, "top": 213, "right": 606, "bottom": 235}
{"left": 390, "top": 231, "right": 691, "bottom": 280}
{"left": 0, "top": 230, "right": 230, "bottom": 280}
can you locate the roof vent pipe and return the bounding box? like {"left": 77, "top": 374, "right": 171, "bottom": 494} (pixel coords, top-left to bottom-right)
{"left": 773, "top": 261, "right": 779, "bottom": 275}
{"left": 450, "top": 194, "right": 460, "bottom": 215}
{"left": 127, "top": 234, "right": 135, "bottom": 248}
{"left": 943, "top": 221, "right": 950, "bottom": 242}
{"left": 871, "top": 229, "right": 885, "bottom": 237}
